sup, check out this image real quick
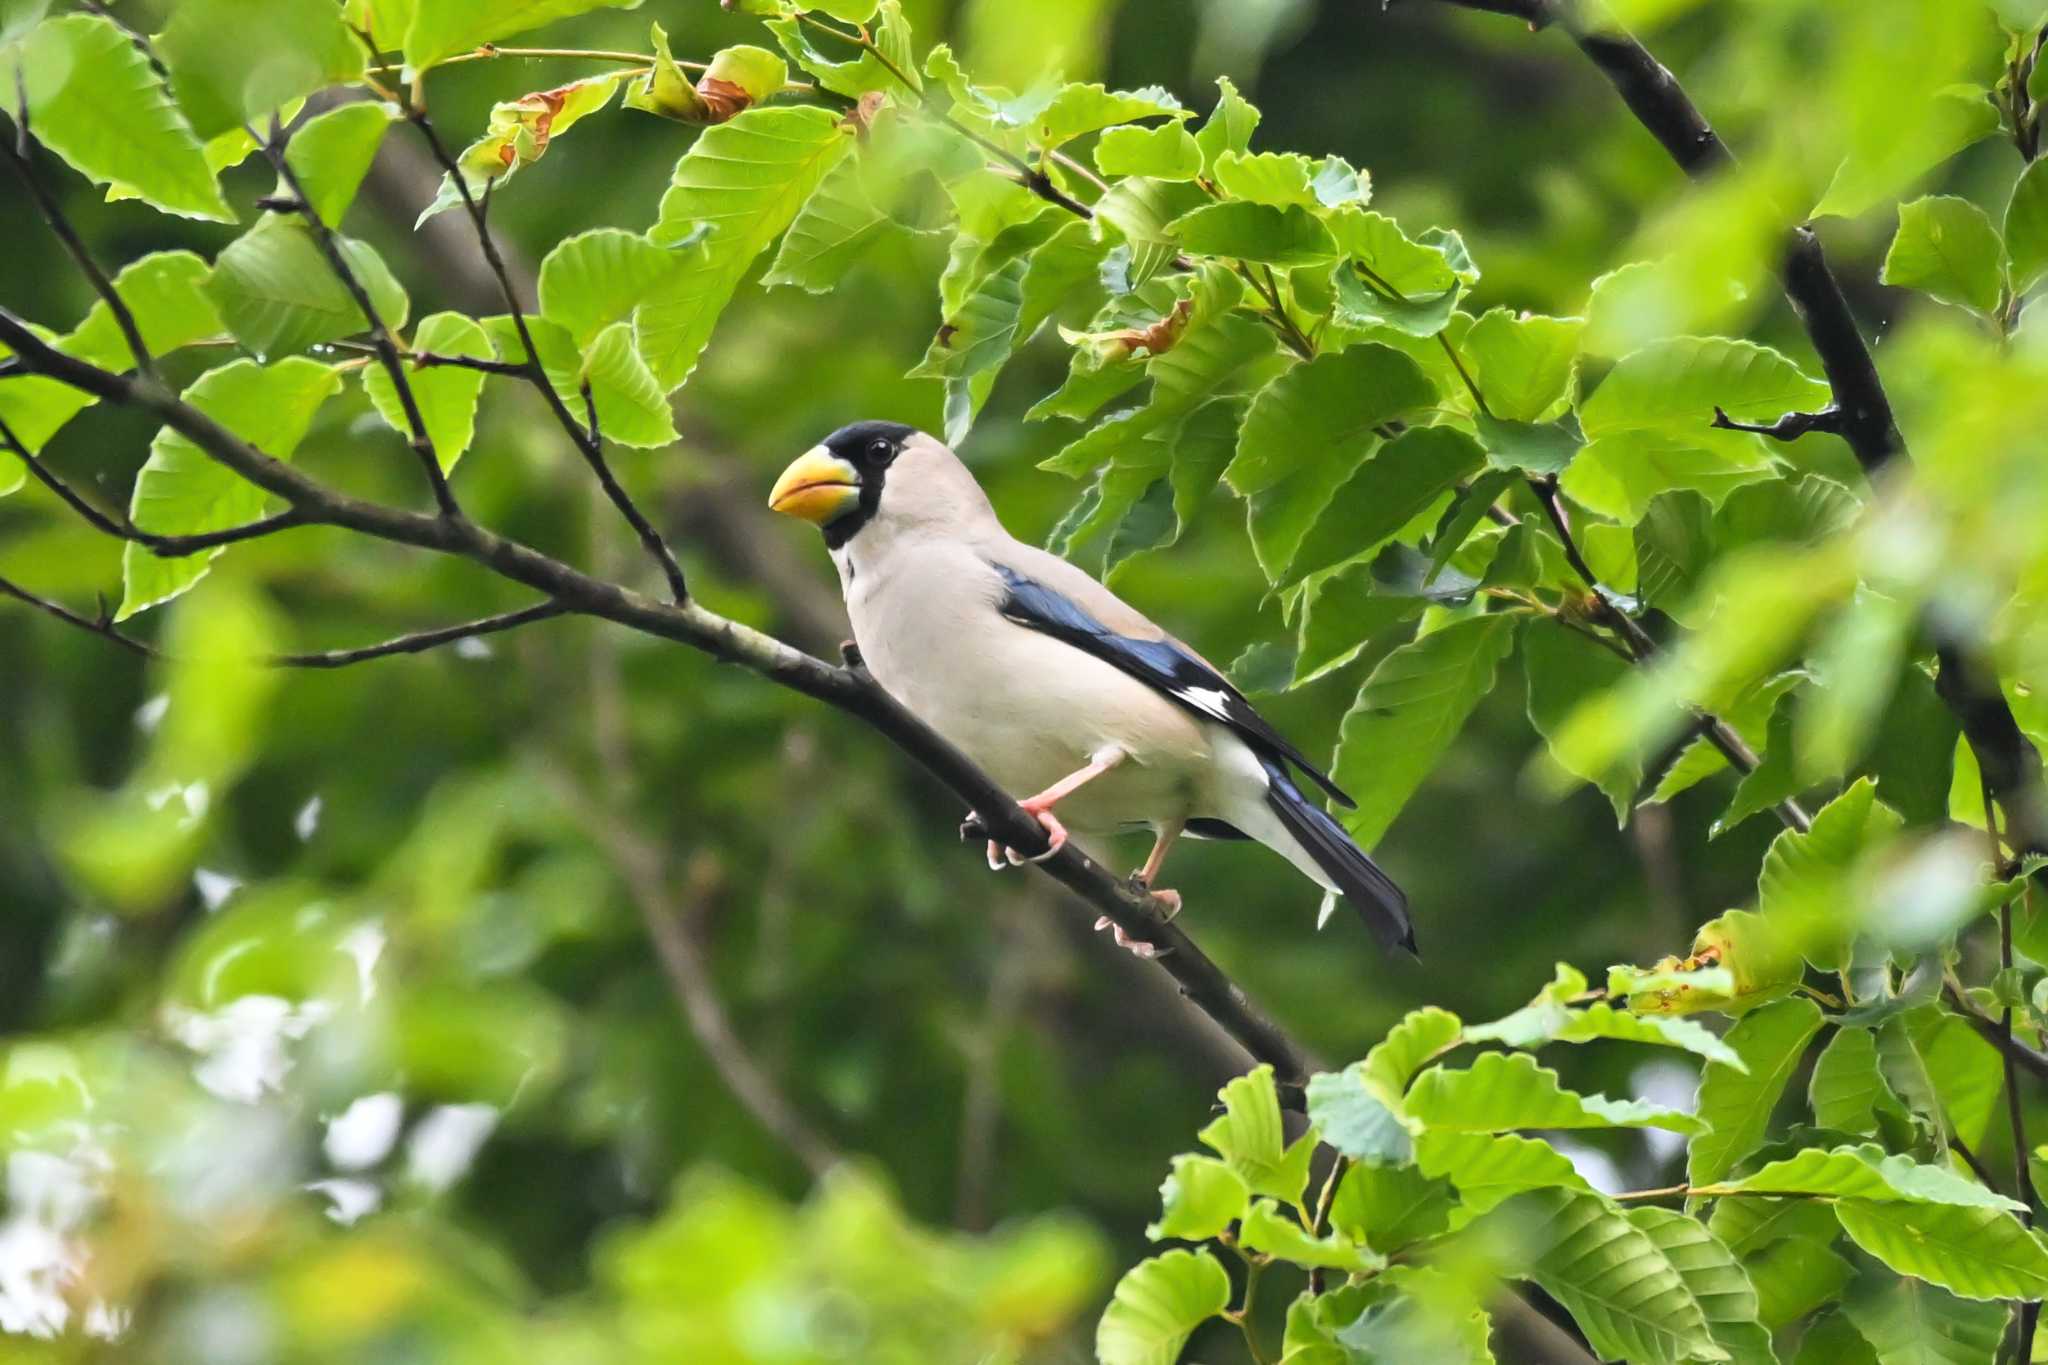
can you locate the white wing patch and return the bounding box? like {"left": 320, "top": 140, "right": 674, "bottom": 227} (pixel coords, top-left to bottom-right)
{"left": 1172, "top": 685, "right": 1234, "bottom": 724}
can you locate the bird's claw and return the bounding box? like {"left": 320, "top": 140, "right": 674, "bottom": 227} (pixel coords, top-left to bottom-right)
{"left": 994, "top": 806, "right": 1067, "bottom": 867}
{"left": 1093, "top": 915, "right": 1166, "bottom": 959}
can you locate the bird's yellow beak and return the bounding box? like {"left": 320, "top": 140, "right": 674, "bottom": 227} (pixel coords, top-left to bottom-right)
{"left": 768, "top": 447, "right": 861, "bottom": 525}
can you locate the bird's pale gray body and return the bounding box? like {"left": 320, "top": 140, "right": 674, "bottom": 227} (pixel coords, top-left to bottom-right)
{"left": 827, "top": 434, "right": 1328, "bottom": 890}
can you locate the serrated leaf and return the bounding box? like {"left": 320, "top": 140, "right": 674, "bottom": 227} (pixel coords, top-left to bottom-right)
{"left": 1626, "top": 1207, "right": 1779, "bottom": 1365}
{"left": 1332, "top": 613, "right": 1519, "bottom": 850}
{"left": 1093, "top": 177, "right": 1208, "bottom": 289}
{"left": 1173, "top": 201, "right": 1335, "bottom": 266}
{"left": 1840, "top": 1269, "right": 2009, "bottom": 1365}
{"left": 1689, "top": 997, "right": 1824, "bottom": 1186}
{"left": 1241, "top": 1199, "right": 1384, "bottom": 1272}
{"left": 1418, "top": 1132, "right": 1591, "bottom": 1222}
{"left": 1582, "top": 336, "right": 1829, "bottom": 441}
{"left": 1305, "top": 1064, "right": 1420, "bottom": 1167}
{"left": 1807, "top": 1028, "right": 1896, "bottom": 1136}
{"left": 1147, "top": 1153, "right": 1249, "bottom": 1243}
{"left": 1328, "top": 1160, "right": 1456, "bottom": 1252}
{"left": 158, "top": 0, "right": 364, "bottom": 139}
{"left": 1475, "top": 412, "right": 1583, "bottom": 476}
{"left": 1724, "top": 1143, "right": 2020, "bottom": 1210}
{"left": 1464, "top": 310, "right": 1582, "bottom": 422}
{"left": 1198, "top": 1065, "right": 1316, "bottom": 1207}
{"left": 765, "top": 0, "right": 916, "bottom": 101}
{"left": 1408, "top": 1050, "right": 1703, "bottom": 1133}
{"left": 362, "top": 312, "right": 490, "bottom": 472}
{"left": 206, "top": 216, "right": 410, "bottom": 357}
{"left": 403, "top": 0, "right": 644, "bottom": 72}
{"left": 1486, "top": 1187, "right": 1723, "bottom": 1365}
{"left": 1096, "top": 1249, "right": 1231, "bottom": 1365}
{"left": 1094, "top": 122, "right": 1202, "bottom": 180}
{"left": 1758, "top": 778, "right": 1904, "bottom": 971}
{"left": 641, "top": 106, "right": 854, "bottom": 388}
{"left": 284, "top": 101, "right": 398, "bottom": 226}
{"left": 538, "top": 228, "right": 691, "bottom": 347}
{"left": 1880, "top": 195, "right": 2004, "bottom": 316}
{"left": 763, "top": 154, "right": 895, "bottom": 291}
{"left": 64, "top": 251, "right": 225, "bottom": 368}
{"left": 1211, "top": 151, "right": 1318, "bottom": 207}
{"left": 1833, "top": 1201, "right": 2048, "bottom": 1301}
{"left": 1193, "top": 75, "right": 1259, "bottom": 174}
{"left": 1290, "top": 560, "right": 1428, "bottom": 689}
{"left": 13, "top": 16, "right": 230, "bottom": 221}
{"left": 1524, "top": 620, "right": 1642, "bottom": 825}
{"left": 1280, "top": 425, "right": 1484, "bottom": 587}
{"left": 2006, "top": 156, "right": 2048, "bottom": 294}
{"left": 120, "top": 359, "right": 340, "bottom": 618}
{"left": 1023, "top": 82, "right": 1183, "bottom": 149}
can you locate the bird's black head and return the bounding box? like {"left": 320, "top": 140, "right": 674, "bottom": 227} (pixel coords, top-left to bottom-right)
{"left": 768, "top": 421, "right": 919, "bottom": 549}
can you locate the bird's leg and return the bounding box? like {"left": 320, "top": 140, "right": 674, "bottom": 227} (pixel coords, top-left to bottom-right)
{"left": 1128, "top": 822, "right": 1184, "bottom": 921}
{"left": 986, "top": 746, "right": 1129, "bottom": 868}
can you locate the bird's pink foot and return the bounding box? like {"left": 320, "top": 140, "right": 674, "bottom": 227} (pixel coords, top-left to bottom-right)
{"left": 1000, "top": 805, "right": 1068, "bottom": 866}
{"left": 1150, "top": 888, "right": 1182, "bottom": 921}
{"left": 1093, "top": 915, "right": 1163, "bottom": 959}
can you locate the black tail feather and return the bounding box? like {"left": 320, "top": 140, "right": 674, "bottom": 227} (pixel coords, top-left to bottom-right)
{"left": 1260, "top": 760, "right": 1416, "bottom": 956}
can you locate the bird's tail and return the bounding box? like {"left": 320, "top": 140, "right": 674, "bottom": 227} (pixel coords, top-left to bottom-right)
{"left": 1260, "top": 758, "right": 1416, "bottom": 956}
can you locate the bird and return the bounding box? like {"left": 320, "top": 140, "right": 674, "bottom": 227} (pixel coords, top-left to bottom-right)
{"left": 767, "top": 421, "right": 1414, "bottom": 958}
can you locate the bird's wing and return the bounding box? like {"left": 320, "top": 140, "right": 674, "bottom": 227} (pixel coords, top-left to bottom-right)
{"left": 988, "top": 559, "right": 1354, "bottom": 808}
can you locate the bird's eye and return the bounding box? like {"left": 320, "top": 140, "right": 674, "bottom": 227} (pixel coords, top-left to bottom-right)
{"left": 867, "top": 438, "right": 895, "bottom": 463}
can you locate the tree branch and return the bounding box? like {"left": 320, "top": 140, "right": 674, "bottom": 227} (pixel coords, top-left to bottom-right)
{"left": 578, "top": 379, "right": 689, "bottom": 602}
{"left": 0, "top": 306, "right": 1318, "bottom": 1094}
{"left": 1710, "top": 404, "right": 1846, "bottom": 442}
{"left": 0, "top": 572, "right": 153, "bottom": 656}
{"left": 0, "top": 133, "right": 154, "bottom": 378}
{"left": 1948, "top": 984, "right": 2048, "bottom": 1085}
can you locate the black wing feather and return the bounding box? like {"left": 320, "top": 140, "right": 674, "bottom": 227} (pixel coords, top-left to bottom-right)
{"left": 992, "top": 563, "right": 1354, "bottom": 808}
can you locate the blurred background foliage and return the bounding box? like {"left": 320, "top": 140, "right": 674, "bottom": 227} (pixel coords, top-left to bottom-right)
{"left": 2, "top": 0, "right": 2044, "bottom": 1360}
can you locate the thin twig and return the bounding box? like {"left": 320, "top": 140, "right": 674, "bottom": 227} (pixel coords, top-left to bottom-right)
{"left": 1710, "top": 405, "right": 1845, "bottom": 442}
{"left": 578, "top": 380, "right": 688, "bottom": 602}
{"left": 255, "top": 118, "right": 460, "bottom": 518}
{"left": 0, "top": 572, "right": 154, "bottom": 656}
{"left": 0, "top": 134, "right": 154, "bottom": 377}
{"left": 270, "top": 601, "right": 566, "bottom": 667}
{"left": 1949, "top": 984, "right": 2048, "bottom": 1085}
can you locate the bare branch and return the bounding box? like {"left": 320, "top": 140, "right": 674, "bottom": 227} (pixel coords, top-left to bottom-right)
{"left": 254, "top": 119, "right": 461, "bottom": 518}
{"left": 271, "top": 601, "right": 567, "bottom": 668}
{"left": 0, "top": 572, "right": 154, "bottom": 656}
{"left": 1710, "top": 404, "right": 1846, "bottom": 442}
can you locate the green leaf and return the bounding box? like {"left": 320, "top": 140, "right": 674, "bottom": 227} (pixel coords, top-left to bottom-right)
{"left": 912, "top": 216, "right": 1075, "bottom": 444}
{"left": 1415, "top": 1131, "right": 1590, "bottom": 1215}
{"left": 158, "top": 0, "right": 364, "bottom": 139}
{"left": 1094, "top": 122, "right": 1202, "bottom": 180}
{"left": 1563, "top": 431, "right": 1775, "bottom": 525}
{"left": 1408, "top": 1049, "right": 1703, "bottom": 1133}
{"left": 1880, "top": 195, "right": 2004, "bottom": 316}
{"left": 1171, "top": 201, "right": 1336, "bottom": 267}
{"left": 1241, "top": 1199, "right": 1384, "bottom": 1272}
{"left": 1724, "top": 1143, "right": 2020, "bottom": 1210}
{"left": 64, "top": 251, "right": 224, "bottom": 367}
{"left": 120, "top": 359, "right": 341, "bottom": 619}
{"left": 1328, "top": 1266, "right": 1493, "bottom": 1364}
{"left": 642, "top": 106, "right": 855, "bottom": 388}
{"left": 403, "top": 0, "right": 644, "bottom": 72}
{"left": 1290, "top": 560, "right": 1428, "bottom": 688}
{"left": 1906, "top": 1009, "right": 2003, "bottom": 1149}
{"left": 1198, "top": 1065, "right": 1316, "bottom": 1208}
{"left": 1332, "top": 613, "right": 1519, "bottom": 850}
{"left": 1794, "top": 1310, "right": 1879, "bottom": 1365}
{"left": 206, "top": 217, "right": 410, "bottom": 358}
{"left": 362, "top": 312, "right": 491, "bottom": 473}
{"left": 1226, "top": 343, "right": 1435, "bottom": 575}
{"left": 1807, "top": 1028, "right": 1897, "bottom": 1136}
{"left": 1147, "top": 1154, "right": 1249, "bottom": 1243}
{"left": 765, "top": 0, "right": 916, "bottom": 101}
{"left": 1464, "top": 310, "right": 1582, "bottom": 422}
{"left": 1096, "top": 1249, "right": 1231, "bottom": 1365}
{"left": 1093, "top": 177, "right": 1208, "bottom": 289}
{"left": 1475, "top": 412, "right": 1583, "bottom": 477}
{"left": 1758, "top": 778, "right": 1904, "bottom": 971}
{"left": 1328, "top": 210, "right": 1469, "bottom": 337}
{"left": 1285, "top": 425, "right": 1483, "bottom": 587}
{"left": 12, "top": 16, "right": 230, "bottom": 221}
{"left": 1688, "top": 997, "right": 1824, "bottom": 1186}
{"left": 763, "top": 155, "right": 896, "bottom": 291}
{"left": 0, "top": 0, "right": 48, "bottom": 45}
{"left": 284, "top": 102, "right": 400, "bottom": 225}
{"left": 1833, "top": 1201, "right": 2048, "bottom": 1301}
{"left": 1718, "top": 688, "right": 1802, "bottom": 837}
{"left": 1625, "top": 1207, "right": 1779, "bottom": 1365}
{"left": 1581, "top": 336, "right": 1828, "bottom": 438}
{"left": 1306, "top": 1063, "right": 1420, "bottom": 1167}
{"left": 1487, "top": 1187, "right": 1721, "bottom": 1365}
{"left": 1812, "top": 83, "right": 1999, "bottom": 220}
{"left": 1193, "top": 75, "right": 1260, "bottom": 174}
{"left": 539, "top": 228, "right": 692, "bottom": 347}
{"left": 2005, "top": 157, "right": 2048, "bottom": 295}
{"left": 1840, "top": 1270, "right": 2009, "bottom": 1365}
{"left": 417, "top": 73, "right": 623, "bottom": 223}
{"left": 1328, "top": 1160, "right": 1456, "bottom": 1252}
{"left": 1211, "top": 151, "right": 1318, "bottom": 207}
{"left": 1524, "top": 620, "right": 1643, "bottom": 825}
{"left": 1023, "top": 83, "right": 1184, "bottom": 149}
